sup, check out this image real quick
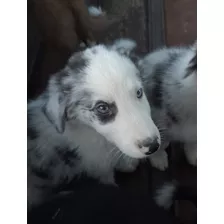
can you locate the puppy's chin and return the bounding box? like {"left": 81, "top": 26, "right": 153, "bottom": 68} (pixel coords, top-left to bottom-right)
{"left": 118, "top": 148, "right": 147, "bottom": 159}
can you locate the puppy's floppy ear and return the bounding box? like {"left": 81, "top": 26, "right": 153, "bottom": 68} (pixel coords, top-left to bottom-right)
{"left": 110, "top": 38, "right": 137, "bottom": 57}
{"left": 43, "top": 83, "right": 67, "bottom": 133}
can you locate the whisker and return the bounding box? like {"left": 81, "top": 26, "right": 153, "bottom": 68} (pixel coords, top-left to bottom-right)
{"left": 114, "top": 152, "right": 124, "bottom": 164}
{"left": 108, "top": 146, "right": 118, "bottom": 157}
{"left": 112, "top": 149, "right": 121, "bottom": 161}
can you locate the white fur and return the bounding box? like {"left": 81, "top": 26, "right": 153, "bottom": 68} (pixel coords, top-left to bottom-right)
{"left": 111, "top": 38, "right": 137, "bottom": 56}
{"left": 139, "top": 44, "right": 197, "bottom": 170}
{"left": 94, "top": 39, "right": 196, "bottom": 170}
{"left": 149, "top": 142, "right": 169, "bottom": 171}
{"left": 27, "top": 42, "right": 160, "bottom": 206}
{"left": 82, "top": 46, "right": 160, "bottom": 158}
{"left": 154, "top": 183, "right": 176, "bottom": 209}
{"left": 88, "top": 6, "right": 104, "bottom": 17}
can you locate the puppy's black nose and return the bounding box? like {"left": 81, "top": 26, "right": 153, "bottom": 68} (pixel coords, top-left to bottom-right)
{"left": 145, "top": 139, "right": 160, "bottom": 155}
{"left": 137, "top": 138, "right": 160, "bottom": 155}
{"left": 139, "top": 138, "right": 151, "bottom": 148}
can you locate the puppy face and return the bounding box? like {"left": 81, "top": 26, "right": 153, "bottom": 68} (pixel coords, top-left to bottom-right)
{"left": 45, "top": 44, "right": 161, "bottom": 159}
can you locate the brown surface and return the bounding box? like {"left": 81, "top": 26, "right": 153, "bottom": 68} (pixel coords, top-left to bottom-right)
{"left": 100, "top": 0, "right": 148, "bottom": 54}
{"left": 165, "top": 0, "right": 197, "bottom": 46}
{"left": 32, "top": 0, "right": 119, "bottom": 51}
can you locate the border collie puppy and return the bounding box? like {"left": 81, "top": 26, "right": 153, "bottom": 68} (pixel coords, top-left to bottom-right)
{"left": 138, "top": 43, "right": 197, "bottom": 170}
{"left": 27, "top": 41, "right": 161, "bottom": 207}
{"left": 113, "top": 39, "right": 197, "bottom": 170}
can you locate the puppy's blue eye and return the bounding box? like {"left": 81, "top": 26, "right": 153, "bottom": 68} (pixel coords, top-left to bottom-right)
{"left": 96, "top": 103, "right": 110, "bottom": 114}
{"left": 137, "top": 88, "right": 143, "bottom": 98}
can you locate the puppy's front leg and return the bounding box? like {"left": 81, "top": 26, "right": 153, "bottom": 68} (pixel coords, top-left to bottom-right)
{"left": 100, "top": 170, "right": 117, "bottom": 186}
{"left": 149, "top": 142, "right": 169, "bottom": 171}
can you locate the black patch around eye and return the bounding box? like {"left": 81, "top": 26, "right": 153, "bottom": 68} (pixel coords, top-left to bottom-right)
{"left": 94, "top": 101, "right": 118, "bottom": 124}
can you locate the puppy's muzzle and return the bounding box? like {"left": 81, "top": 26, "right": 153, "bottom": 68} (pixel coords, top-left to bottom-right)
{"left": 137, "top": 137, "right": 160, "bottom": 155}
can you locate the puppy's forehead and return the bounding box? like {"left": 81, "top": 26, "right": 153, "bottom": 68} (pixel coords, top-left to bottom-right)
{"left": 83, "top": 46, "right": 141, "bottom": 94}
